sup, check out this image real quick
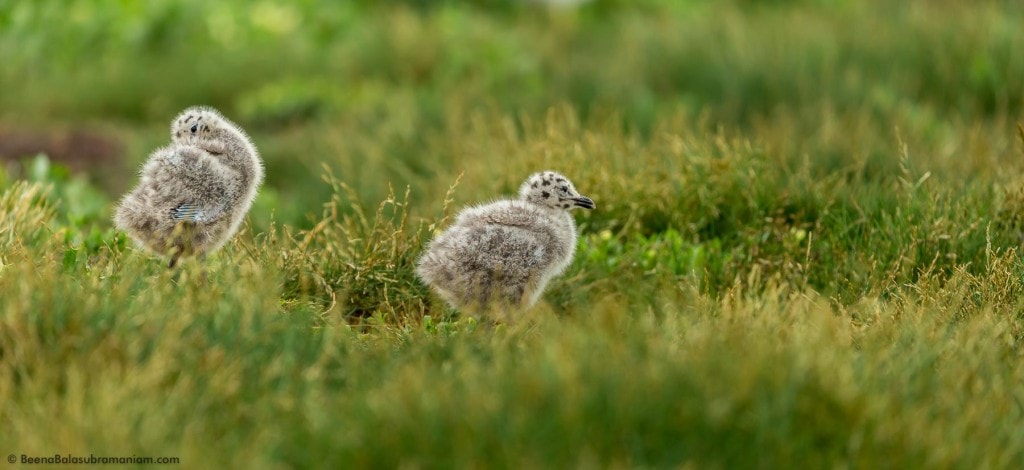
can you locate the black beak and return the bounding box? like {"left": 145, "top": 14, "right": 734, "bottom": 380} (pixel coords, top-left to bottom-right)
{"left": 573, "top": 196, "right": 596, "bottom": 210}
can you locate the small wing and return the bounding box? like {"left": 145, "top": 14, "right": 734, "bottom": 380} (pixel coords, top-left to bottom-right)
{"left": 157, "top": 148, "right": 236, "bottom": 224}
{"left": 169, "top": 203, "right": 202, "bottom": 221}
{"left": 170, "top": 201, "right": 226, "bottom": 223}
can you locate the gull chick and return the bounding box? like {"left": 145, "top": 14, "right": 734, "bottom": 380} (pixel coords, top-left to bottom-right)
{"left": 114, "top": 107, "right": 264, "bottom": 267}
{"left": 416, "top": 171, "right": 595, "bottom": 314}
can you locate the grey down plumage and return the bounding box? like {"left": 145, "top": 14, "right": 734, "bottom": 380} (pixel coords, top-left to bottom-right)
{"left": 114, "top": 106, "right": 264, "bottom": 267}
{"left": 416, "top": 171, "right": 595, "bottom": 313}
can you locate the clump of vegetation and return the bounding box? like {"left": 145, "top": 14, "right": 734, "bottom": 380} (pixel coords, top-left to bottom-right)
{"left": 270, "top": 168, "right": 440, "bottom": 323}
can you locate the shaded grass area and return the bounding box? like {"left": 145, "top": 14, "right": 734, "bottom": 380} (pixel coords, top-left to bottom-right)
{"left": 3, "top": 0, "right": 1024, "bottom": 467}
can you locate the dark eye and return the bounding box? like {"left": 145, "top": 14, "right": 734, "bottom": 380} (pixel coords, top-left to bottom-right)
{"left": 190, "top": 124, "right": 198, "bottom": 133}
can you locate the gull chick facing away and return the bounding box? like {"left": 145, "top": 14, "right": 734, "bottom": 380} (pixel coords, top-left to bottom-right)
{"left": 114, "top": 106, "right": 264, "bottom": 267}
{"left": 416, "top": 171, "right": 595, "bottom": 316}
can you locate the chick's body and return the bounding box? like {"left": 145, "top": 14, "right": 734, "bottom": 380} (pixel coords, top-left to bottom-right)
{"left": 417, "top": 171, "right": 595, "bottom": 314}
{"left": 114, "top": 107, "right": 263, "bottom": 266}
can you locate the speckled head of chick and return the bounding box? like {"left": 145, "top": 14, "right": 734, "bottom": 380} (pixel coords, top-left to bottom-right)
{"left": 173, "top": 108, "right": 218, "bottom": 142}
{"left": 171, "top": 106, "right": 252, "bottom": 158}
{"left": 519, "top": 171, "right": 596, "bottom": 211}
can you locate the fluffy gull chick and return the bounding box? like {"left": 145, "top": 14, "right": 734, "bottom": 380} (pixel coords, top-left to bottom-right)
{"left": 114, "top": 106, "right": 264, "bottom": 267}
{"left": 417, "top": 171, "right": 595, "bottom": 314}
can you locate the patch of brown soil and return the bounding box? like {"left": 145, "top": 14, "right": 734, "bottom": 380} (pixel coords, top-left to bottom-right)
{"left": 0, "top": 128, "right": 122, "bottom": 172}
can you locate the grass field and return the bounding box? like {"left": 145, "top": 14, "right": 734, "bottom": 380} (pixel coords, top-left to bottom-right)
{"left": 2, "top": 0, "right": 1024, "bottom": 467}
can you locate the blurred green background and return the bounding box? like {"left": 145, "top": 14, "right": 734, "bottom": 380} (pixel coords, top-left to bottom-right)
{"left": 3, "top": 0, "right": 1021, "bottom": 231}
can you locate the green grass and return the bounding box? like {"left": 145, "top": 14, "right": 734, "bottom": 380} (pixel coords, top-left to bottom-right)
{"left": 2, "top": 0, "right": 1024, "bottom": 467}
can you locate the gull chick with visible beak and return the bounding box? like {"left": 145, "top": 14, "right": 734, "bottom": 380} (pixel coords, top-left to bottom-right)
{"left": 416, "top": 171, "right": 595, "bottom": 316}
